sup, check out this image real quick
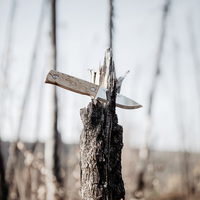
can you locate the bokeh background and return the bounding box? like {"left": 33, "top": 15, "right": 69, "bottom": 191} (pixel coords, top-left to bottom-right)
{"left": 1, "top": 0, "right": 200, "bottom": 200}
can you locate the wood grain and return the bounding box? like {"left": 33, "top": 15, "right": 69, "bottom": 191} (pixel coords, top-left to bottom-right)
{"left": 45, "top": 70, "right": 100, "bottom": 98}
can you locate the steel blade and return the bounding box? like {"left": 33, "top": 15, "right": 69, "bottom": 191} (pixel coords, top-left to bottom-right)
{"left": 95, "top": 86, "right": 142, "bottom": 109}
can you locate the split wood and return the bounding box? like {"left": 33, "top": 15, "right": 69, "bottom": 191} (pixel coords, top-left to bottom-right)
{"left": 80, "top": 48, "right": 126, "bottom": 200}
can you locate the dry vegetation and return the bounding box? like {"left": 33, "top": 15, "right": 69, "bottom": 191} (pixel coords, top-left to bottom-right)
{"left": 1, "top": 141, "right": 200, "bottom": 200}
{"left": 1, "top": 0, "right": 200, "bottom": 200}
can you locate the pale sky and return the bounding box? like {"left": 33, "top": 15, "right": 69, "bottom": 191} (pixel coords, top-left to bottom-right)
{"left": 0, "top": 0, "right": 200, "bottom": 152}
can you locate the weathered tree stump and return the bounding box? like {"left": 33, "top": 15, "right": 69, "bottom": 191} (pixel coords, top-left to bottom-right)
{"left": 80, "top": 48, "right": 125, "bottom": 200}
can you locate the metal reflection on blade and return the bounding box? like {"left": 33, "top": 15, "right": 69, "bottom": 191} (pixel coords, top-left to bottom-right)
{"left": 94, "top": 86, "right": 142, "bottom": 110}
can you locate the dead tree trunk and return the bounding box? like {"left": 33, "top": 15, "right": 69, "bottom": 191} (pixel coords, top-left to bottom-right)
{"left": 3, "top": 1, "right": 18, "bottom": 198}
{"left": 45, "top": 0, "right": 63, "bottom": 199}
{"left": 173, "top": 41, "right": 192, "bottom": 198}
{"left": 80, "top": 48, "right": 125, "bottom": 200}
{"left": 134, "top": 0, "right": 171, "bottom": 196}
{"left": 187, "top": 15, "right": 200, "bottom": 196}
{"left": 0, "top": 141, "right": 8, "bottom": 200}
{"left": 5, "top": 1, "right": 47, "bottom": 199}
{"left": 109, "top": 0, "right": 114, "bottom": 49}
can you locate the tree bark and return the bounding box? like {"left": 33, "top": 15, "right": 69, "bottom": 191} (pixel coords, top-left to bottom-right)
{"left": 80, "top": 49, "right": 125, "bottom": 200}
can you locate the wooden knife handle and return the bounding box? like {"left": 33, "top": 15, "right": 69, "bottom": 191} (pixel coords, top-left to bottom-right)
{"left": 45, "top": 70, "right": 100, "bottom": 98}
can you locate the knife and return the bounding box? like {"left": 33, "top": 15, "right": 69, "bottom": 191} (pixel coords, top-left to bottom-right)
{"left": 45, "top": 70, "right": 142, "bottom": 109}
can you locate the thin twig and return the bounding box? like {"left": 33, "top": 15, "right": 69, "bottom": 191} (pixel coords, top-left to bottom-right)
{"left": 109, "top": 0, "right": 114, "bottom": 49}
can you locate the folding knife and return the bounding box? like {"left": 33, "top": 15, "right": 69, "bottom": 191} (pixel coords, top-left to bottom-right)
{"left": 45, "top": 70, "right": 142, "bottom": 109}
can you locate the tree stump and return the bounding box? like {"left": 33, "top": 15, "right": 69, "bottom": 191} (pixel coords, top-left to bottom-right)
{"left": 80, "top": 48, "right": 125, "bottom": 200}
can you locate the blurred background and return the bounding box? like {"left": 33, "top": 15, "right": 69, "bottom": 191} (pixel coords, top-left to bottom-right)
{"left": 0, "top": 0, "right": 200, "bottom": 199}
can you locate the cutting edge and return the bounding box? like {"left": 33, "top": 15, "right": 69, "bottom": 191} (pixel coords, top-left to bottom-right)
{"left": 95, "top": 86, "right": 142, "bottom": 109}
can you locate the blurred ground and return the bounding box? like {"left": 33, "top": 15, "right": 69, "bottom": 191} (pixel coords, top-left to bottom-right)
{"left": 1, "top": 141, "right": 200, "bottom": 200}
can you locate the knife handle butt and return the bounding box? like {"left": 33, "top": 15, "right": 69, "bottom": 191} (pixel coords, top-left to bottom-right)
{"left": 45, "top": 70, "right": 100, "bottom": 98}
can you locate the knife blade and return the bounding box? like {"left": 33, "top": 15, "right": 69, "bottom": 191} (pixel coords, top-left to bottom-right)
{"left": 45, "top": 70, "right": 142, "bottom": 109}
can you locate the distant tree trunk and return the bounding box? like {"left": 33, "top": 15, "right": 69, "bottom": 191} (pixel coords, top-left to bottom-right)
{"left": 134, "top": 0, "right": 171, "bottom": 196}
{"left": 5, "top": 1, "right": 47, "bottom": 199}
{"left": 187, "top": 14, "right": 200, "bottom": 196}
{"left": 80, "top": 49, "right": 125, "bottom": 200}
{"left": 0, "top": 141, "right": 8, "bottom": 200}
{"left": 173, "top": 41, "right": 191, "bottom": 198}
{"left": 187, "top": 16, "right": 200, "bottom": 103}
{"left": 3, "top": 1, "right": 17, "bottom": 197}
{"left": 29, "top": 0, "right": 47, "bottom": 198}
{"left": 182, "top": 152, "right": 190, "bottom": 197}
{"left": 109, "top": 0, "right": 114, "bottom": 49}
{"left": 1, "top": 0, "right": 16, "bottom": 77}
{"left": 44, "top": 0, "right": 63, "bottom": 200}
